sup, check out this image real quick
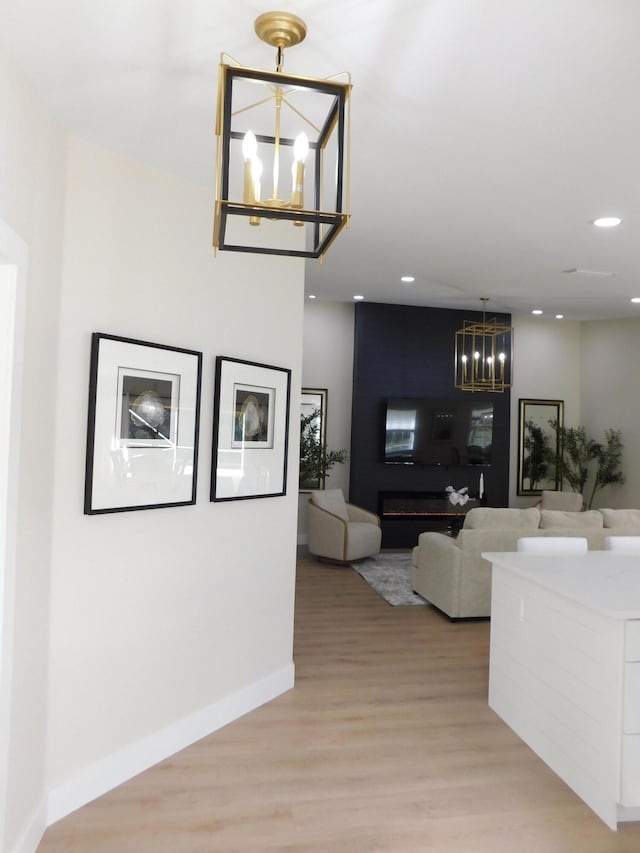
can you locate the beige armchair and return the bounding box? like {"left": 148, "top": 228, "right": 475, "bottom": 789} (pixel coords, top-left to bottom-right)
{"left": 307, "top": 489, "right": 382, "bottom": 562}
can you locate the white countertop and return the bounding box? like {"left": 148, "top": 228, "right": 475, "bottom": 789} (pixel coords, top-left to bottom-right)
{"left": 483, "top": 551, "right": 640, "bottom": 620}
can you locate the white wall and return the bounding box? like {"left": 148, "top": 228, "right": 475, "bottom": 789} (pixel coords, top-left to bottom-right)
{"left": 580, "top": 318, "right": 640, "bottom": 508}
{"left": 509, "top": 315, "right": 582, "bottom": 506}
{"left": 0, "top": 45, "right": 303, "bottom": 852}
{"left": 0, "top": 49, "right": 66, "bottom": 853}
{"left": 509, "top": 314, "right": 638, "bottom": 509}
{"left": 298, "top": 301, "right": 354, "bottom": 541}
{"left": 45, "top": 137, "right": 303, "bottom": 820}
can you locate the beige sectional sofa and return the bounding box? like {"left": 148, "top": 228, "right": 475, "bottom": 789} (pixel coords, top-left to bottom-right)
{"left": 410, "top": 506, "right": 640, "bottom": 620}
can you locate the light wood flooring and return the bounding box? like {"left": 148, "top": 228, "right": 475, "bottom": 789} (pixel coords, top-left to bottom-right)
{"left": 38, "top": 550, "right": 640, "bottom": 852}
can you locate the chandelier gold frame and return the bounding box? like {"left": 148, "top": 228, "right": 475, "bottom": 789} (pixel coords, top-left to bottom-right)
{"left": 213, "top": 11, "right": 352, "bottom": 259}
{"left": 454, "top": 299, "right": 513, "bottom": 392}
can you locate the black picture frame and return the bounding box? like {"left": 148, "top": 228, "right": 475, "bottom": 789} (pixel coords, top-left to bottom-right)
{"left": 84, "top": 332, "right": 202, "bottom": 514}
{"left": 211, "top": 356, "right": 291, "bottom": 501}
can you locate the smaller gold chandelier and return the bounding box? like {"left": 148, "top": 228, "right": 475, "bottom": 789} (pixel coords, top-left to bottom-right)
{"left": 454, "top": 299, "right": 513, "bottom": 392}
{"left": 213, "top": 11, "right": 352, "bottom": 259}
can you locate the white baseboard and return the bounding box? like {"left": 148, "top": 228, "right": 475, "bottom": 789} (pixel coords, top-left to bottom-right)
{"left": 8, "top": 797, "right": 47, "bottom": 853}
{"left": 618, "top": 804, "right": 640, "bottom": 823}
{"left": 46, "top": 662, "right": 295, "bottom": 827}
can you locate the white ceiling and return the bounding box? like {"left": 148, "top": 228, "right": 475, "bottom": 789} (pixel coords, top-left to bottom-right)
{"left": 2, "top": 0, "right": 639, "bottom": 320}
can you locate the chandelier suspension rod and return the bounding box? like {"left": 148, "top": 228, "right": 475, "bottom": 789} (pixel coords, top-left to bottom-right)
{"left": 481, "top": 298, "right": 488, "bottom": 381}
{"left": 269, "top": 38, "right": 288, "bottom": 204}
{"left": 272, "top": 88, "right": 283, "bottom": 201}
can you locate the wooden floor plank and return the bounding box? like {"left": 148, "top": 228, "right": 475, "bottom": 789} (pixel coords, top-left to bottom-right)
{"left": 37, "top": 551, "right": 640, "bottom": 851}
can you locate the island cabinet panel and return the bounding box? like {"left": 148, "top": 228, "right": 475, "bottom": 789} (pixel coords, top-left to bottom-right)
{"left": 486, "top": 552, "right": 640, "bottom": 831}
{"left": 623, "top": 663, "right": 640, "bottom": 731}
{"left": 622, "top": 636, "right": 640, "bottom": 805}
{"left": 625, "top": 621, "right": 640, "bottom": 658}
{"left": 622, "top": 734, "right": 640, "bottom": 804}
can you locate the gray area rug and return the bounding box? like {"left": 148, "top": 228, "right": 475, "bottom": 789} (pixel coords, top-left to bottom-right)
{"left": 352, "top": 552, "right": 428, "bottom": 606}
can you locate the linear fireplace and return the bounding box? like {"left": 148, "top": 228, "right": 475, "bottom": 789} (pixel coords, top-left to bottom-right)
{"left": 378, "top": 490, "right": 476, "bottom": 548}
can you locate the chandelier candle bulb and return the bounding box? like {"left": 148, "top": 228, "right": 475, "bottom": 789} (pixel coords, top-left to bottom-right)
{"left": 243, "top": 157, "right": 253, "bottom": 203}
{"left": 291, "top": 131, "right": 309, "bottom": 226}
{"left": 241, "top": 131, "right": 262, "bottom": 225}
{"left": 291, "top": 132, "right": 308, "bottom": 209}
{"left": 250, "top": 158, "right": 263, "bottom": 226}
{"left": 242, "top": 131, "right": 258, "bottom": 203}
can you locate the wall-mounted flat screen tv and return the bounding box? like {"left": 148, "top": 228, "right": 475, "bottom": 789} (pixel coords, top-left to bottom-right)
{"left": 384, "top": 398, "right": 494, "bottom": 466}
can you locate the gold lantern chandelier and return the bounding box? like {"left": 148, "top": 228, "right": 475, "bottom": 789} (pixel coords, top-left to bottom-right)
{"left": 213, "top": 11, "right": 352, "bottom": 259}
{"left": 454, "top": 299, "right": 513, "bottom": 392}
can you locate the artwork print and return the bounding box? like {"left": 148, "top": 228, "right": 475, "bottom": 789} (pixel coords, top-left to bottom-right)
{"left": 232, "top": 383, "right": 274, "bottom": 448}
{"left": 117, "top": 368, "right": 180, "bottom": 445}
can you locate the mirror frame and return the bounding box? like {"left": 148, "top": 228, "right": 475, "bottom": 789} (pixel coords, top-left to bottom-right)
{"left": 517, "top": 398, "right": 564, "bottom": 496}
{"left": 300, "top": 388, "right": 328, "bottom": 491}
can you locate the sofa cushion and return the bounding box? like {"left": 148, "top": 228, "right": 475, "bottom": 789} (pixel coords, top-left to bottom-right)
{"left": 540, "top": 509, "right": 603, "bottom": 529}
{"left": 310, "top": 488, "right": 348, "bottom": 521}
{"left": 600, "top": 508, "right": 640, "bottom": 528}
{"left": 539, "top": 490, "right": 584, "bottom": 511}
{"left": 463, "top": 506, "right": 540, "bottom": 530}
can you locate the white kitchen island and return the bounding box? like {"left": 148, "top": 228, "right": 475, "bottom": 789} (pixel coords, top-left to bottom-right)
{"left": 484, "top": 550, "right": 640, "bottom": 830}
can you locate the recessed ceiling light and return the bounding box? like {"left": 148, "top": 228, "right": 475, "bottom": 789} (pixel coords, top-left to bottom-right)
{"left": 532, "top": 309, "right": 543, "bottom": 315}
{"left": 400, "top": 276, "right": 415, "bottom": 283}
{"left": 631, "top": 297, "right": 640, "bottom": 304}
{"left": 308, "top": 294, "right": 316, "bottom": 299}
{"left": 353, "top": 294, "right": 364, "bottom": 301}
{"left": 555, "top": 314, "right": 564, "bottom": 319}
{"left": 592, "top": 217, "right": 622, "bottom": 228}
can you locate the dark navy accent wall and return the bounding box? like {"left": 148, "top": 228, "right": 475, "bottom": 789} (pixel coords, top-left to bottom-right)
{"left": 350, "top": 302, "right": 511, "bottom": 546}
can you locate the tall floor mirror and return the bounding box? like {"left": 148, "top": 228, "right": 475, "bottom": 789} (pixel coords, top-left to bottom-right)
{"left": 299, "top": 388, "right": 328, "bottom": 491}
{"left": 517, "top": 398, "right": 564, "bottom": 496}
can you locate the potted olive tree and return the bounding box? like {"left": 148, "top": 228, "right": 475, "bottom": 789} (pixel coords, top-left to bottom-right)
{"left": 548, "top": 421, "right": 624, "bottom": 509}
